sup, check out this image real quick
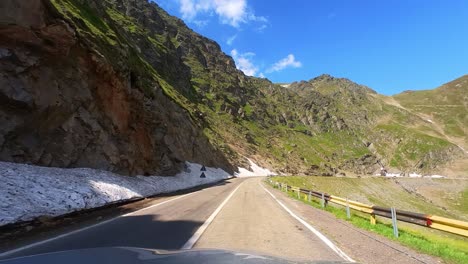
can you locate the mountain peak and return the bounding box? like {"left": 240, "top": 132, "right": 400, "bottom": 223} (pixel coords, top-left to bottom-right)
{"left": 311, "top": 74, "right": 336, "bottom": 81}
{"left": 288, "top": 74, "right": 377, "bottom": 95}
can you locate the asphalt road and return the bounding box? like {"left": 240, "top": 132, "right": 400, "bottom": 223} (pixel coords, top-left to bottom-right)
{"left": 0, "top": 177, "right": 348, "bottom": 262}
{"left": 195, "top": 178, "right": 344, "bottom": 261}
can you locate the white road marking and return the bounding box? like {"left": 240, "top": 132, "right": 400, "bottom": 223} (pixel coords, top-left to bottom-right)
{"left": 181, "top": 181, "right": 244, "bottom": 249}
{"left": 261, "top": 183, "right": 355, "bottom": 263}
{"left": 0, "top": 192, "right": 196, "bottom": 258}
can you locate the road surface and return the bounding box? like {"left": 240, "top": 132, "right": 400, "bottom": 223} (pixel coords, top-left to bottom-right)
{"left": 0, "top": 177, "right": 442, "bottom": 263}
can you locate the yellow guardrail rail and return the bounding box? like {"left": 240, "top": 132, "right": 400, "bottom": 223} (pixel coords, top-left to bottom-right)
{"left": 268, "top": 179, "right": 468, "bottom": 238}
{"left": 429, "top": 215, "right": 468, "bottom": 237}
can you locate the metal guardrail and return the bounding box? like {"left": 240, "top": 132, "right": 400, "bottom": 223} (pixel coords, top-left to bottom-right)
{"left": 270, "top": 180, "right": 468, "bottom": 238}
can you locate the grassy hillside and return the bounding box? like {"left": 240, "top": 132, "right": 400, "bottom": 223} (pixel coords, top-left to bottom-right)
{"left": 286, "top": 75, "right": 463, "bottom": 175}
{"left": 393, "top": 76, "right": 468, "bottom": 148}
{"left": 391, "top": 76, "right": 468, "bottom": 176}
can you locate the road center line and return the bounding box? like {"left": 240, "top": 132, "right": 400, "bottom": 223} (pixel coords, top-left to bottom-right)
{"left": 181, "top": 181, "right": 244, "bottom": 249}
{"left": 0, "top": 192, "right": 195, "bottom": 258}
{"left": 260, "top": 183, "right": 355, "bottom": 263}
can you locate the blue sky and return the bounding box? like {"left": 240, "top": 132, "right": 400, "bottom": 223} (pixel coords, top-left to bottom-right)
{"left": 153, "top": 0, "right": 468, "bottom": 95}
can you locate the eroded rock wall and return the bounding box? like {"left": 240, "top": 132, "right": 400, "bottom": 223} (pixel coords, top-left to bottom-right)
{"left": 0, "top": 0, "right": 234, "bottom": 175}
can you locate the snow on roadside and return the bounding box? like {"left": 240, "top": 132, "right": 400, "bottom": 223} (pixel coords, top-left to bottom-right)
{"left": 235, "top": 158, "right": 277, "bottom": 177}
{"left": 376, "top": 172, "right": 446, "bottom": 178}
{"left": 384, "top": 173, "right": 403, "bottom": 177}
{"left": 424, "top": 175, "right": 446, "bottom": 179}
{"left": 0, "top": 161, "right": 230, "bottom": 227}
{"left": 457, "top": 145, "right": 468, "bottom": 154}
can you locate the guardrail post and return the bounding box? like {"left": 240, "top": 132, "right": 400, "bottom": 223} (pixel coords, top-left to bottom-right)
{"left": 346, "top": 198, "right": 351, "bottom": 219}
{"left": 297, "top": 189, "right": 300, "bottom": 199}
{"left": 391, "top": 207, "right": 399, "bottom": 238}
{"left": 308, "top": 191, "right": 311, "bottom": 202}
{"left": 370, "top": 214, "right": 376, "bottom": 225}
{"left": 321, "top": 193, "right": 325, "bottom": 208}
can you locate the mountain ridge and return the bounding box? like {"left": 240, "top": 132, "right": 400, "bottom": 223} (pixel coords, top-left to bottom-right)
{"left": 0, "top": 0, "right": 466, "bottom": 177}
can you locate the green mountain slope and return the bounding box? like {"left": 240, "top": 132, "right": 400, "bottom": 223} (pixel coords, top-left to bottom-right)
{"left": 0, "top": 0, "right": 465, "bottom": 176}
{"left": 393, "top": 76, "right": 468, "bottom": 148}
{"left": 284, "top": 75, "right": 464, "bottom": 175}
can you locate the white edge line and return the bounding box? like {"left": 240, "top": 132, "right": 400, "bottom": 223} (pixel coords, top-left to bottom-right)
{"left": 0, "top": 192, "right": 195, "bottom": 258}
{"left": 260, "top": 183, "right": 355, "bottom": 263}
{"left": 181, "top": 182, "right": 244, "bottom": 249}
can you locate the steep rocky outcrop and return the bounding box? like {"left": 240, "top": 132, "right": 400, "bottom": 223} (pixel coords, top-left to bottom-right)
{"left": 0, "top": 0, "right": 234, "bottom": 175}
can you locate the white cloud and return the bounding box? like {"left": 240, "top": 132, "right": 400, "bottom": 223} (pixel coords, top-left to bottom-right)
{"left": 176, "top": 0, "right": 267, "bottom": 28}
{"left": 214, "top": 0, "right": 247, "bottom": 26}
{"left": 226, "top": 34, "right": 237, "bottom": 45}
{"left": 231, "top": 49, "right": 258, "bottom": 76}
{"left": 267, "top": 54, "right": 302, "bottom": 73}
{"left": 255, "top": 24, "right": 268, "bottom": 32}
{"left": 179, "top": 0, "right": 197, "bottom": 19}
{"left": 193, "top": 19, "right": 210, "bottom": 28}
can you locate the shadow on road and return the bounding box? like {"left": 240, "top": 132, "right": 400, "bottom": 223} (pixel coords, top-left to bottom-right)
{"left": 0, "top": 178, "right": 235, "bottom": 254}
{"left": 1, "top": 214, "right": 203, "bottom": 259}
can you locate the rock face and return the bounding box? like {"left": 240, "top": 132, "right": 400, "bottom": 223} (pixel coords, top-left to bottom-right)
{"left": 0, "top": 0, "right": 464, "bottom": 176}
{"left": 0, "top": 0, "right": 234, "bottom": 175}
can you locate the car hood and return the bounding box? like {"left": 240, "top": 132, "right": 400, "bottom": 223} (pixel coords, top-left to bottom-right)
{"left": 0, "top": 247, "right": 354, "bottom": 264}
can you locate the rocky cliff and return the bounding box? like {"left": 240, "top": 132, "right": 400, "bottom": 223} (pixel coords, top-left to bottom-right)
{"left": 0, "top": 0, "right": 235, "bottom": 175}
{"left": 0, "top": 0, "right": 464, "bottom": 176}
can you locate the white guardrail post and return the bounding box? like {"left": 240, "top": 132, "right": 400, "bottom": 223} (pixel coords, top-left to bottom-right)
{"left": 391, "top": 207, "right": 399, "bottom": 238}
{"left": 346, "top": 198, "right": 351, "bottom": 219}
{"left": 321, "top": 193, "right": 325, "bottom": 208}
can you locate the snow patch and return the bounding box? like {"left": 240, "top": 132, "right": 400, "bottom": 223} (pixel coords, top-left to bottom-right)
{"left": 384, "top": 173, "right": 403, "bottom": 177}
{"left": 425, "top": 175, "right": 446, "bottom": 179}
{"left": 235, "top": 158, "right": 276, "bottom": 177}
{"left": 0, "top": 161, "right": 230, "bottom": 227}
{"left": 457, "top": 145, "right": 468, "bottom": 154}
{"left": 377, "top": 172, "right": 446, "bottom": 178}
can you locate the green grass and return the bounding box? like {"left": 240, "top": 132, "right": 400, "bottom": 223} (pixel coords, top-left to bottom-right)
{"left": 106, "top": 8, "right": 142, "bottom": 34}
{"left": 372, "top": 123, "right": 454, "bottom": 169}
{"left": 268, "top": 180, "right": 468, "bottom": 263}
{"left": 393, "top": 76, "right": 467, "bottom": 140}
{"left": 455, "top": 189, "right": 468, "bottom": 213}
{"left": 51, "top": 0, "right": 117, "bottom": 45}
